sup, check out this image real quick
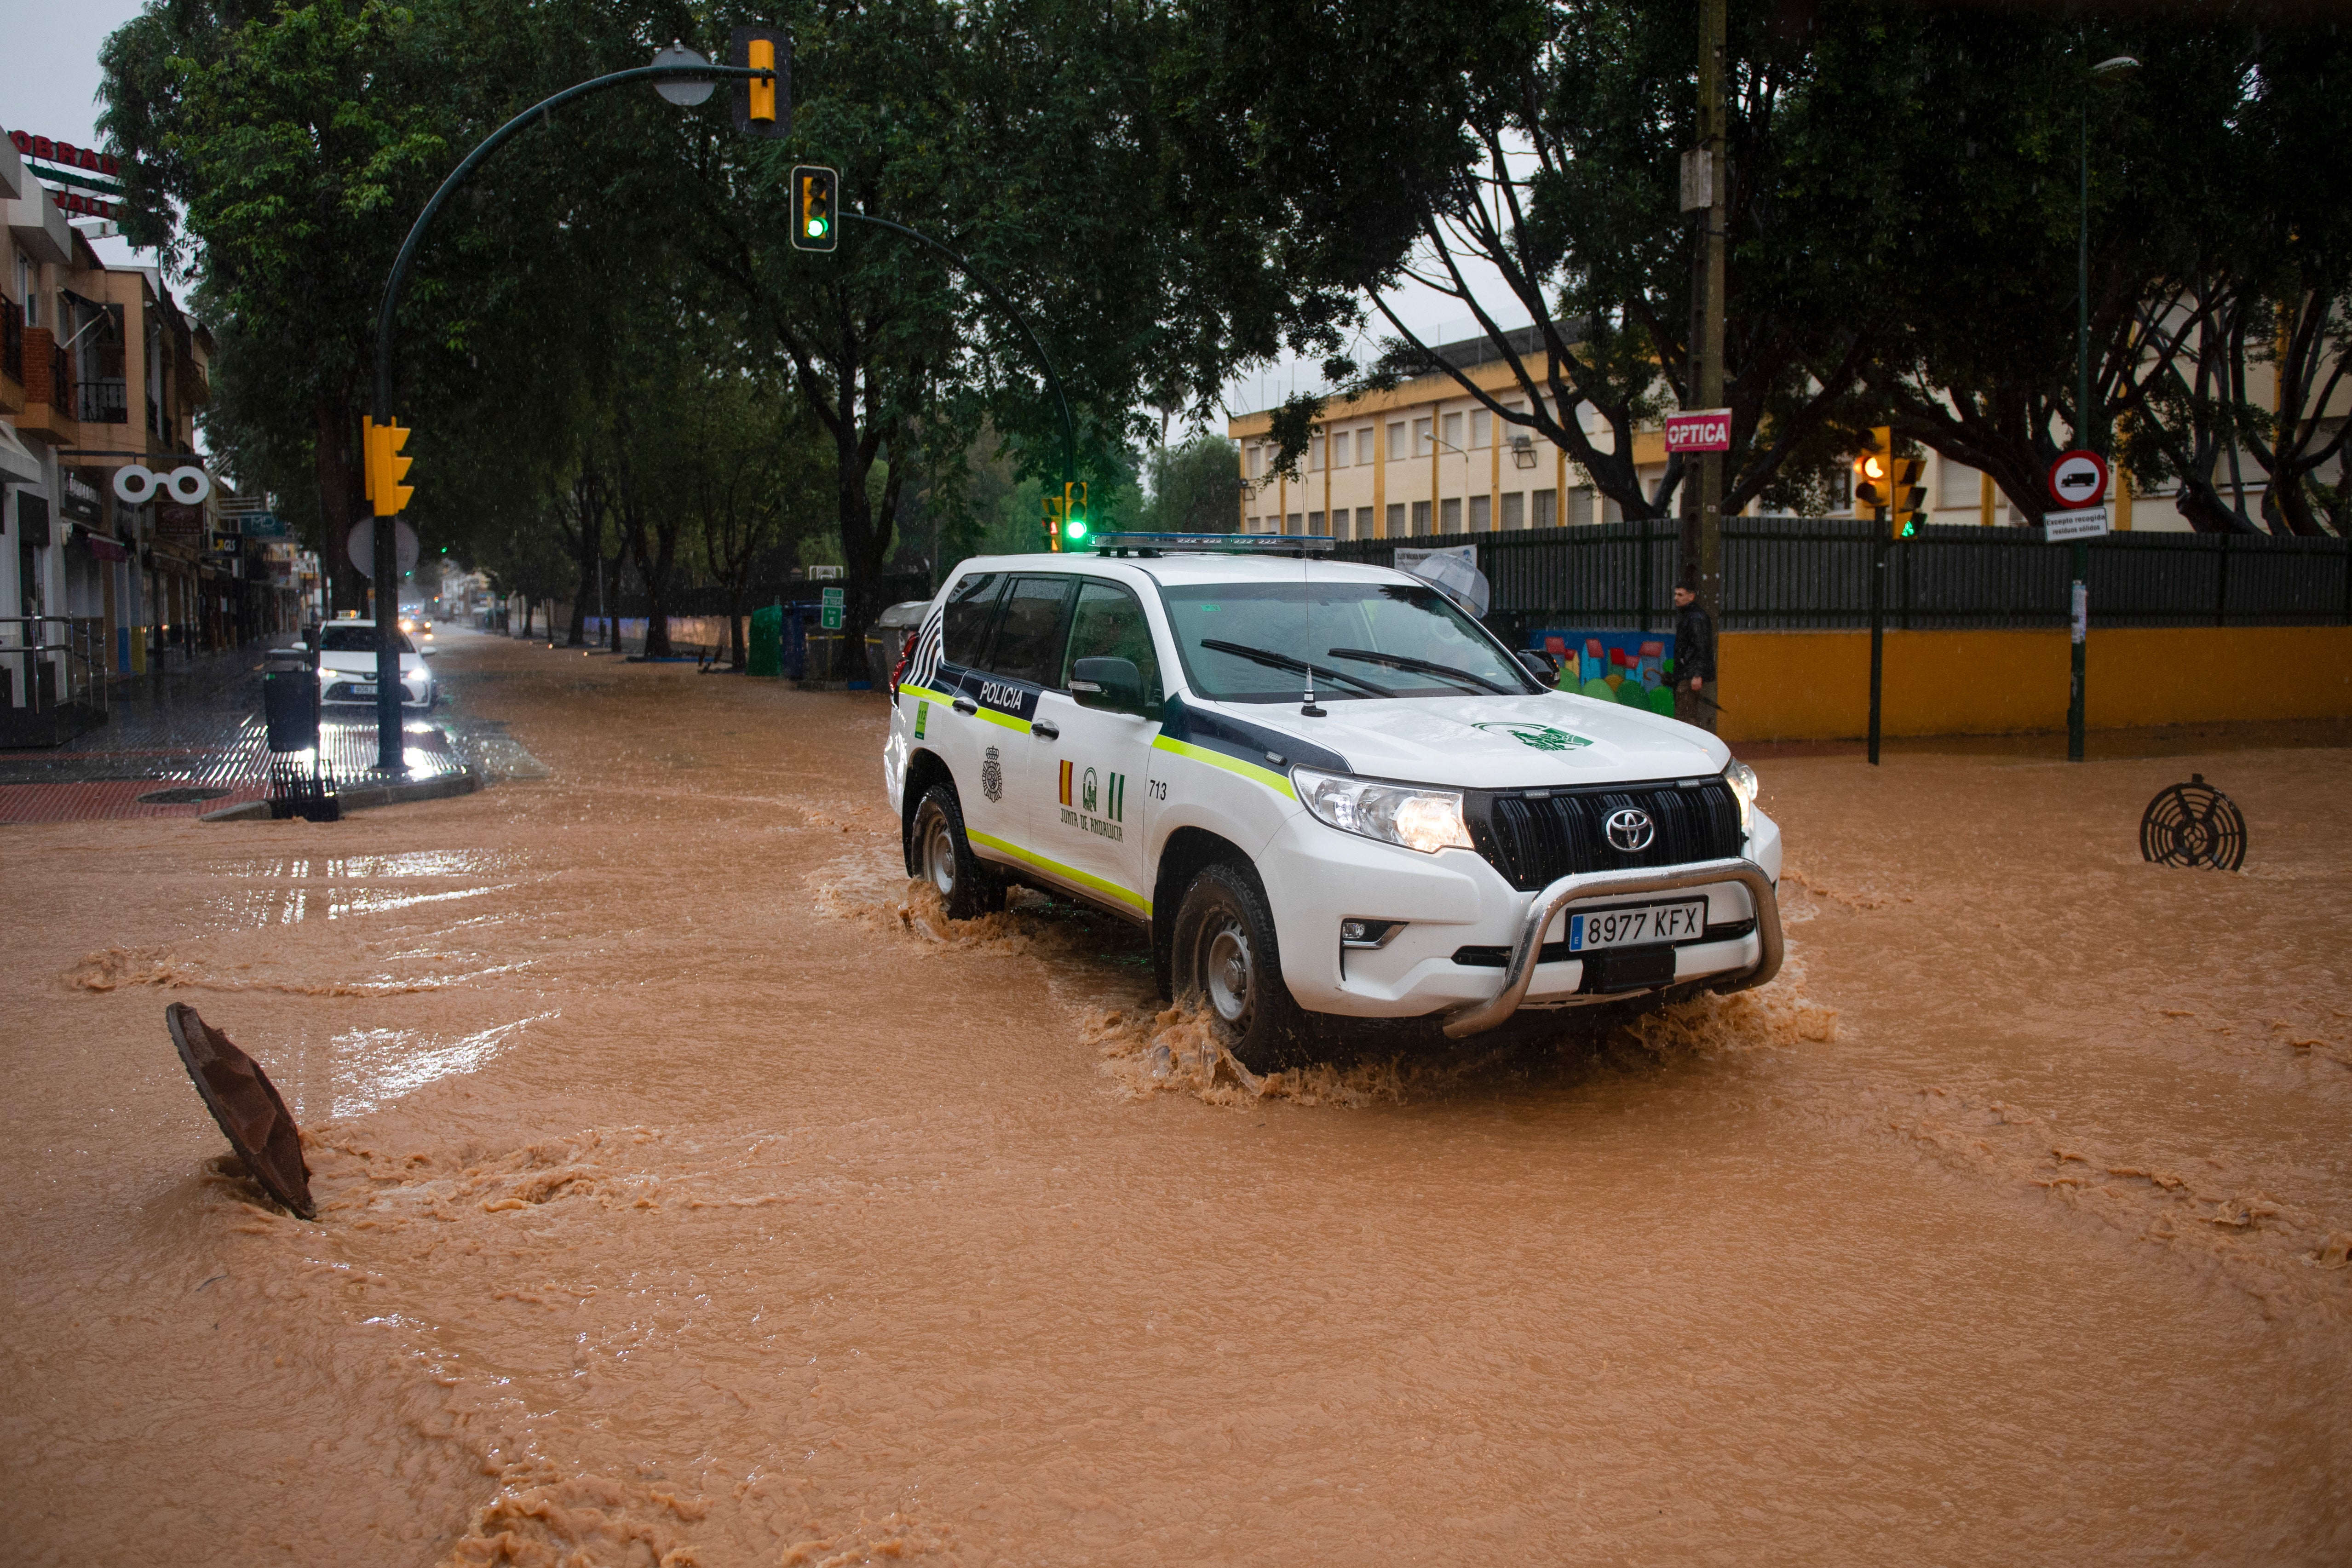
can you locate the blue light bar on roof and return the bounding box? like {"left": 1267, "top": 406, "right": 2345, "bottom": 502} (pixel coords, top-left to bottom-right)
{"left": 1087, "top": 532, "right": 1339, "bottom": 556}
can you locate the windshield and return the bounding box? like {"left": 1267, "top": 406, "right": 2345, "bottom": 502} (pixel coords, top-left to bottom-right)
{"left": 320, "top": 626, "right": 415, "bottom": 654}
{"left": 1160, "top": 580, "right": 1535, "bottom": 703}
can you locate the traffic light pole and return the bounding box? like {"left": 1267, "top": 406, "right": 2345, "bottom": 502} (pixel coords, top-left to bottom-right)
{"left": 366, "top": 59, "right": 776, "bottom": 772}
{"left": 1868, "top": 521, "right": 1886, "bottom": 766}
{"left": 836, "top": 212, "right": 1078, "bottom": 519}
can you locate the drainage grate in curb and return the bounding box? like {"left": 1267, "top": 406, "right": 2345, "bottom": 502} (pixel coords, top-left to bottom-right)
{"left": 137, "top": 786, "right": 235, "bottom": 805}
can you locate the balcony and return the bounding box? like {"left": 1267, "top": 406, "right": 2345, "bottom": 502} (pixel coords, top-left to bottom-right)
{"left": 77, "top": 377, "right": 128, "bottom": 426}
{"left": 0, "top": 296, "right": 21, "bottom": 414}
{"left": 13, "top": 327, "right": 75, "bottom": 446}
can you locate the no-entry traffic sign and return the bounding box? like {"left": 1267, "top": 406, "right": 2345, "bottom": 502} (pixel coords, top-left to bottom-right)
{"left": 1664, "top": 408, "right": 1731, "bottom": 454}
{"left": 2047, "top": 448, "right": 2110, "bottom": 509}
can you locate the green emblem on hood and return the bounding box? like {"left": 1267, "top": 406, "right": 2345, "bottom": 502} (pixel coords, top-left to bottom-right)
{"left": 1472, "top": 721, "right": 1593, "bottom": 752}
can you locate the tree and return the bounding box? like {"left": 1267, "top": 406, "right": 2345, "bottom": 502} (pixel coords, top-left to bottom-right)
{"left": 1157, "top": 0, "right": 1883, "bottom": 523}
{"left": 1143, "top": 433, "right": 1244, "bottom": 534}
{"left": 101, "top": 0, "right": 448, "bottom": 610}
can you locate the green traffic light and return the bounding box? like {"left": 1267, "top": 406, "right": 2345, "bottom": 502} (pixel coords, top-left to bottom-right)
{"left": 806, "top": 218, "right": 827, "bottom": 239}
{"left": 1064, "top": 515, "right": 1088, "bottom": 540}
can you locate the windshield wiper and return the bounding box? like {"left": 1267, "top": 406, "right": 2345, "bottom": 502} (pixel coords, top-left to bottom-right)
{"left": 1325, "top": 646, "right": 1517, "bottom": 695}
{"left": 1198, "top": 638, "right": 1393, "bottom": 696}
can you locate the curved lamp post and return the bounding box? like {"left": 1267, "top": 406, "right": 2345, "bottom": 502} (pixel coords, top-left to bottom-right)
{"left": 2067, "top": 50, "right": 2139, "bottom": 763}
{"left": 363, "top": 49, "right": 776, "bottom": 773}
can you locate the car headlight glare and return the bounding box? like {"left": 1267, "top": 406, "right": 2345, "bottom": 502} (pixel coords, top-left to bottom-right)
{"left": 1294, "top": 768, "right": 1472, "bottom": 855}
{"left": 1722, "top": 758, "right": 1758, "bottom": 832}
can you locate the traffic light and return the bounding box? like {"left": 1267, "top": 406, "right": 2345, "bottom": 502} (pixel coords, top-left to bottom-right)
{"left": 1041, "top": 490, "right": 1064, "bottom": 551}
{"left": 793, "top": 164, "right": 838, "bottom": 251}
{"left": 1889, "top": 456, "right": 1926, "bottom": 537}
{"left": 1061, "top": 481, "right": 1089, "bottom": 546}
{"left": 363, "top": 417, "right": 413, "bottom": 517}
{"left": 730, "top": 27, "right": 789, "bottom": 138}
{"left": 1852, "top": 425, "right": 1892, "bottom": 513}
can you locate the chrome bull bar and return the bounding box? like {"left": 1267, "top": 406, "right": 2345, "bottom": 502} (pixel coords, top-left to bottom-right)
{"left": 1440, "top": 857, "right": 1783, "bottom": 1040}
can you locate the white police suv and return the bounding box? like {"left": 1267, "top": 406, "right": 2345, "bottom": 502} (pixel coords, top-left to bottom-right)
{"left": 884, "top": 535, "right": 1782, "bottom": 1067}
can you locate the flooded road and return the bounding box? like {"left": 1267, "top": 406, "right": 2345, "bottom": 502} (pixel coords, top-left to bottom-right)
{"left": 5, "top": 629, "right": 2346, "bottom": 1565}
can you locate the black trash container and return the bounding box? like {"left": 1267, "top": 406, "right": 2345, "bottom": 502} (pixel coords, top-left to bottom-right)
{"left": 263, "top": 646, "right": 319, "bottom": 753}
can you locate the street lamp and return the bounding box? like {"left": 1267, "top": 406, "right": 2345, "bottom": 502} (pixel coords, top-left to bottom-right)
{"left": 2068, "top": 48, "right": 2138, "bottom": 764}
{"left": 2077, "top": 54, "right": 2140, "bottom": 442}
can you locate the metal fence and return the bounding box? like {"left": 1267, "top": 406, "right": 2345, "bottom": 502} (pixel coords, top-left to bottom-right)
{"left": 602, "top": 573, "right": 933, "bottom": 618}
{"left": 1330, "top": 517, "right": 2352, "bottom": 639}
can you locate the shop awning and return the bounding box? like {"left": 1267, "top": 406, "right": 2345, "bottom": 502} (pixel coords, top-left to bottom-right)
{"left": 75, "top": 524, "right": 131, "bottom": 561}
{"left": 0, "top": 420, "right": 41, "bottom": 485}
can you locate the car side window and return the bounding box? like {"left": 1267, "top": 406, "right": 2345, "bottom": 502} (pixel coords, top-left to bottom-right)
{"left": 986, "top": 576, "right": 1077, "bottom": 686}
{"left": 1061, "top": 580, "right": 1162, "bottom": 709}
{"left": 940, "top": 573, "right": 1003, "bottom": 669}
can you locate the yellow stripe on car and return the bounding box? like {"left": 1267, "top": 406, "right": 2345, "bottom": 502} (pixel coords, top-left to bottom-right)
{"left": 1151, "top": 735, "right": 1298, "bottom": 800}
{"left": 968, "top": 830, "right": 1152, "bottom": 914}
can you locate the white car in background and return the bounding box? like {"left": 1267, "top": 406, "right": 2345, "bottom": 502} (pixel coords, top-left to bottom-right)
{"left": 311, "top": 619, "right": 435, "bottom": 708}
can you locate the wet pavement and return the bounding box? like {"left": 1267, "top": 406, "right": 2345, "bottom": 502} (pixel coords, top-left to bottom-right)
{"left": 1, "top": 630, "right": 2345, "bottom": 1566}
{"left": 0, "top": 635, "right": 480, "bottom": 822}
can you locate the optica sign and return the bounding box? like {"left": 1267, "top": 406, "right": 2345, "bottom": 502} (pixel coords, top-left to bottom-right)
{"left": 1663, "top": 408, "right": 1731, "bottom": 453}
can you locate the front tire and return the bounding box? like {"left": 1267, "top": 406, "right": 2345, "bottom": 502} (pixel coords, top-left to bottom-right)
{"left": 910, "top": 782, "right": 1004, "bottom": 920}
{"left": 1171, "top": 860, "right": 1304, "bottom": 1072}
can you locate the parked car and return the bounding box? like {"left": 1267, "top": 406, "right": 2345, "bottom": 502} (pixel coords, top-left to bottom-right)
{"left": 883, "top": 536, "right": 1782, "bottom": 1067}
{"left": 311, "top": 620, "right": 435, "bottom": 708}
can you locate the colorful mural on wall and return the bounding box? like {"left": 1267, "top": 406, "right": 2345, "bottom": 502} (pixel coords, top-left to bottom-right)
{"left": 1530, "top": 629, "right": 1679, "bottom": 716}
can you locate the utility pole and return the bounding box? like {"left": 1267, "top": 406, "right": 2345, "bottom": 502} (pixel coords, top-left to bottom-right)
{"left": 1682, "top": 0, "right": 1728, "bottom": 697}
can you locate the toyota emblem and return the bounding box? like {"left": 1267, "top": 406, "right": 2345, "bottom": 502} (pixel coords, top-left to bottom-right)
{"left": 1604, "top": 806, "right": 1656, "bottom": 852}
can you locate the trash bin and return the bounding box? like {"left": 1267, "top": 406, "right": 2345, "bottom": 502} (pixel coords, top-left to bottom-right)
{"left": 262, "top": 646, "right": 319, "bottom": 753}
{"left": 748, "top": 603, "right": 782, "bottom": 678}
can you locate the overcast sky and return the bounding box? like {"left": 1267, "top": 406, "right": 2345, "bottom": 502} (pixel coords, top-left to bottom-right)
{"left": 4, "top": 0, "right": 1522, "bottom": 426}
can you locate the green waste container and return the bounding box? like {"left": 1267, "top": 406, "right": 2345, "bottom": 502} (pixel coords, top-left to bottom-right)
{"left": 748, "top": 603, "right": 783, "bottom": 678}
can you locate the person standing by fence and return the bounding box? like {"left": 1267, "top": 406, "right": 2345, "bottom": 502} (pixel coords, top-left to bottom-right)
{"left": 1673, "top": 580, "right": 1717, "bottom": 732}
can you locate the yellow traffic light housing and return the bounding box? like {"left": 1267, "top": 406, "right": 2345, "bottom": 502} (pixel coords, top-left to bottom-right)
{"left": 730, "top": 26, "right": 789, "bottom": 138}
{"left": 1889, "top": 456, "right": 1926, "bottom": 537}
{"left": 1061, "top": 481, "right": 1089, "bottom": 546}
{"left": 363, "top": 417, "right": 413, "bottom": 517}
{"left": 1852, "top": 425, "right": 1892, "bottom": 513}
{"left": 747, "top": 38, "right": 777, "bottom": 124}
{"left": 1041, "top": 491, "right": 1064, "bottom": 551}
{"left": 793, "top": 164, "right": 838, "bottom": 252}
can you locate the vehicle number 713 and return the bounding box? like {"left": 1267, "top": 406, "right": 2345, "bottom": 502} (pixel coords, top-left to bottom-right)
{"left": 1147, "top": 778, "right": 1167, "bottom": 801}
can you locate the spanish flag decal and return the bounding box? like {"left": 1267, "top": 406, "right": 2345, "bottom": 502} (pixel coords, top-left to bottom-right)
{"left": 1058, "top": 758, "right": 1073, "bottom": 806}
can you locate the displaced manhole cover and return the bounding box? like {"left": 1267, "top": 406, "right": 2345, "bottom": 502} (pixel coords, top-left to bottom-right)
{"left": 138, "top": 786, "right": 233, "bottom": 804}
{"left": 165, "top": 1004, "right": 315, "bottom": 1218}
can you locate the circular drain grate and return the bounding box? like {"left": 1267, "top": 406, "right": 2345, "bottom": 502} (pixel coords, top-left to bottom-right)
{"left": 138, "top": 786, "right": 234, "bottom": 805}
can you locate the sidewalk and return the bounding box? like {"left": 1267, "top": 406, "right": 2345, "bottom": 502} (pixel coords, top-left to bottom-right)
{"left": 0, "top": 637, "right": 476, "bottom": 823}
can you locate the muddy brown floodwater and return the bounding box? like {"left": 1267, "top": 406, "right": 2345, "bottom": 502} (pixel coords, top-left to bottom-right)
{"left": 4, "top": 629, "right": 2347, "bottom": 1566}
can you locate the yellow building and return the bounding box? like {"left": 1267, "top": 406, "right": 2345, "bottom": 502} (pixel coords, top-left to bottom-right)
{"left": 1225, "top": 326, "right": 2347, "bottom": 535}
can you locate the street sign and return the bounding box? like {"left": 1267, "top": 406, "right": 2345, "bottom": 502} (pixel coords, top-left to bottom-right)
{"left": 1664, "top": 408, "right": 1732, "bottom": 453}
{"left": 348, "top": 517, "right": 420, "bottom": 578}
{"left": 2047, "top": 448, "right": 2110, "bottom": 509}
{"left": 820, "top": 585, "right": 844, "bottom": 631}
{"left": 2043, "top": 505, "right": 2110, "bottom": 542}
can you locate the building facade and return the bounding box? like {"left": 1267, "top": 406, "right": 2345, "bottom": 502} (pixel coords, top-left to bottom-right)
{"left": 1, "top": 127, "right": 280, "bottom": 741}
{"left": 1228, "top": 327, "right": 2345, "bottom": 537}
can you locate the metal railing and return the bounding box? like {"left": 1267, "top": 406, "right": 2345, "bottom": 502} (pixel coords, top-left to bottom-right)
{"left": 1, "top": 616, "right": 112, "bottom": 718}
{"left": 1330, "top": 516, "right": 2352, "bottom": 636}
{"left": 76, "top": 377, "right": 128, "bottom": 425}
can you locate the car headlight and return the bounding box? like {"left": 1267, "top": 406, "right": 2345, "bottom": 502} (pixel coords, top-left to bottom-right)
{"left": 1722, "top": 758, "right": 1758, "bottom": 833}
{"left": 1293, "top": 767, "right": 1473, "bottom": 855}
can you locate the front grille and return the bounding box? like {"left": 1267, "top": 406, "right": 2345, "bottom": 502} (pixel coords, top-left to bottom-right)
{"left": 1467, "top": 778, "right": 1743, "bottom": 890}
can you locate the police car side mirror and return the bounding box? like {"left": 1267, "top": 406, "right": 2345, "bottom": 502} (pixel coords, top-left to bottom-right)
{"left": 1516, "top": 649, "right": 1558, "bottom": 679}
{"left": 1070, "top": 656, "right": 1144, "bottom": 714}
